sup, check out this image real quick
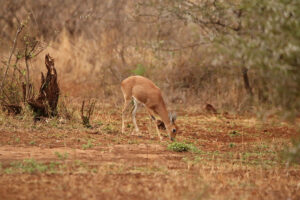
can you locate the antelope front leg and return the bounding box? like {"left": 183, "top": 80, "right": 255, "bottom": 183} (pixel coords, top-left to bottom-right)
{"left": 146, "top": 108, "right": 162, "bottom": 141}
{"left": 131, "top": 97, "right": 140, "bottom": 135}
{"left": 146, "top": 108, "right": 155, "bottom": 135}
{"left": 155, "top": 124, "right": 163, "bottom": 141}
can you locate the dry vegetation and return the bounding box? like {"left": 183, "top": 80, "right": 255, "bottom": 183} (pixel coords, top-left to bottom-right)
{"left": 0, "top": 0, "right": 300, "bottom": 200}
{"left": 0, "top": 105, "right": 299, "bottom": 200}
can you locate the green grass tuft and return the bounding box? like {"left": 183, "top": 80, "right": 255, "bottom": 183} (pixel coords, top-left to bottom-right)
{"left": 167, "top": 142, "right": 201, "bottom": 153}
{"left": 82, "top": 139, "right": 94, "bottom": 150}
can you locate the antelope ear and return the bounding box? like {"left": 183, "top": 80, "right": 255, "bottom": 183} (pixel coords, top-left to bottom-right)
{"left": 172, "top": 112, "right": 177, "bottom": 123}
{"left": 169, "top": 112, "right": 177, "bottom": 123}
{"left": 169, "top": 112, "right": 173, "bottom": 123}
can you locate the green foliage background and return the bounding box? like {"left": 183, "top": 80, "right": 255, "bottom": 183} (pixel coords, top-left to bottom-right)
{"left": 220, "top": 0, "right": 300, "bottom": 118}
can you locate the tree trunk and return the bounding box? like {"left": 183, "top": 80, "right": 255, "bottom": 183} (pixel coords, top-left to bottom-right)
{"left": 242, "top": 67, "right": 253, "bottom": 96}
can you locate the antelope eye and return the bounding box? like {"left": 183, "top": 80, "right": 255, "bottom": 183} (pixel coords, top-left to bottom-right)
{"left": 172, "top": 129, "right": 176, "bottom": 133}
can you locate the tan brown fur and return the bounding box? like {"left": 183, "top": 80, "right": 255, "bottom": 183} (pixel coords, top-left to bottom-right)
{"left": 121, "top": 76, "right": 177, "bottom": 141}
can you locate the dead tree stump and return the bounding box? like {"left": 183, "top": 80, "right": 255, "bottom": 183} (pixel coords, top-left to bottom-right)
{"left": 27, "top": 54, "right": 60, "bottom": 120}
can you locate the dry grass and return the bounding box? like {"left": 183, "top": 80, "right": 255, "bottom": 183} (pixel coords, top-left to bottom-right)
{"left": 4, "top": 27, "right": 248, "bottom": 113}
{"left": 0, "top": 103, "right": 299, "bottom": 200}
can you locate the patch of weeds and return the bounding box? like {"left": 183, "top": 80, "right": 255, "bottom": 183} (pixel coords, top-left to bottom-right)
{"left": 74, "top": 160, "right": 89, "bottom": 173}
{"left": 4, "top": 168, "right": 13, "bottom": 174}
{"left": 161, "top": 133, "right": 169, "bottom": 138}
{"left": 3, "top": 159, "right": 50, "bottom": 174}
{"left": 132, "top": 63, "right": 146, "bottom": 76}
{"left": 82, "top": 139, "right": 94, "bottom": 150}
{"left": 29, "top": 140, "right": 36, "bottom": 145}
{"left": 15, "top": 137, "right": 20, "bottom": 143}
{"left": 54, "top": 133, "right": 64, "bottom": 139}
{"left": 111, "top": 138, "right": 118, "bottom": 143}
{"left": 229, "top": 130, "right": 241, "bottom": 137}
{"left": 229, "top": 143, "right": 236, "bottom": 148}
{"left": 23, "top": 158, "right": 48, "bottom": 173}
{"left": 168, "top": 142, "right": 201, "bottom": 153}
{"left": 227, "top": 152, "right": 234, "bottom": 158}
{"left": 49, "top": 119, "right": 58, "bottom": 128}
{"left": 102, "top": 124, "right": 115, "bottom": 134}
{"left": 75, "top": 160, "right": 84, "bottom": 167}
{"left": 254, "top": 144, "right": 271, "bottom": 152}
{"left": 168, "top": 142, "right": 189, "bottom": 152}
{"left": 48, "top": 161, "right": 60, "bottom": 174}
{"left": 59, "top": 162, "right": 68, "bottom": 169}
{"left": 242, "top": 152, "right": 250, "bottom": 161}
{"left": 55, "top": 152, "right": 69, "bottom": 160}
{"left": 128, "top": 140, "right": 139, "bottom": 144}
{"left": 260, "top": 144, "right": 269, "bottom": 149}
{"left": 97, "top": 121, "right": 103, "bottom": 126}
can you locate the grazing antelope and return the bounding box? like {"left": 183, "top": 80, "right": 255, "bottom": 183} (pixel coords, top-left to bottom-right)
{"left": 121, "top": 75, "right": 178, "bottom": 141}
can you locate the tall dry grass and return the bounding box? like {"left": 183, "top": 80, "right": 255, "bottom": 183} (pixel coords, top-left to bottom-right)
{"left": 1, "top": 0, "right": 291, "bottom": 116}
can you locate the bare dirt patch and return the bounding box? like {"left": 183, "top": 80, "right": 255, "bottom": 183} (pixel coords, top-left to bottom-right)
{"left": 0, "top": 144, "right": 184, "bottom": 168}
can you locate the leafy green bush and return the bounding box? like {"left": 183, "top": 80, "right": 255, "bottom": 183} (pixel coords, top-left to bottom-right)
{"left": 219, "top": 0, "right": 300, "bottom": 117}
{"left": 168, "top": 142, "right": 201, "bottom": 153}
{"left": 132, "top": 64, "right": 146, "bottom": 76}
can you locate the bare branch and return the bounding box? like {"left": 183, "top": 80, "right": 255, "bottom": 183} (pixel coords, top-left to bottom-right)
{"left": 0, "top": 24, "right": 24, "bottom": 94}
{"left": 81, "top": 99, "right": 96, "bottom": 128}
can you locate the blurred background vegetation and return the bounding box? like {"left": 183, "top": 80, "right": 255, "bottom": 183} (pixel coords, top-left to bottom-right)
{"left": 0, "top": 0, "right": 299, "bottom": 120}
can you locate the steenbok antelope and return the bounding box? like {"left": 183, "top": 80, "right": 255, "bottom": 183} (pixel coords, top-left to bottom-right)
{"left": 121, "top": 75, "right": 178, "bottom": 141}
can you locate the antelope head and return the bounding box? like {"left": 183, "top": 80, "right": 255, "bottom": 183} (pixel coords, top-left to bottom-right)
{"left": 168, "top": 112, "right": 178, "bottom": 141}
